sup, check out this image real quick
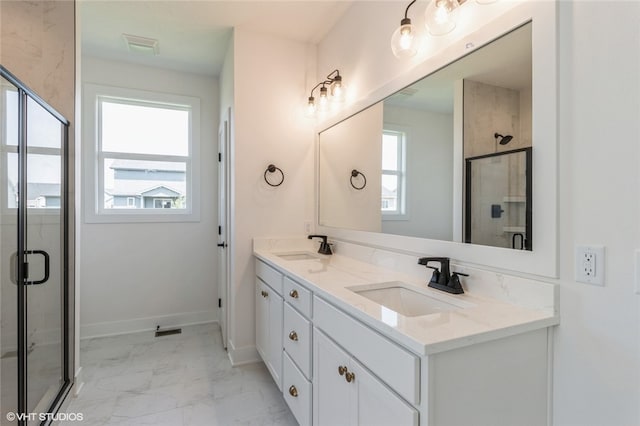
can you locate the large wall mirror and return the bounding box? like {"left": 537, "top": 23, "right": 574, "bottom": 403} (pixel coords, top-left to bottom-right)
{"left": 320, "top": 23, "right": 532, "bottom": 250}
{"left": 317, "top": 1, "right": 557, "bottom": 277}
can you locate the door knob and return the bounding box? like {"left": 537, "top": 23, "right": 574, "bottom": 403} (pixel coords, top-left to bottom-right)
{"left": 345, "top": 371, "right": 356, "bottom": 383}
{"left": 338, "top": 365, "right": 347, "bottom": 376}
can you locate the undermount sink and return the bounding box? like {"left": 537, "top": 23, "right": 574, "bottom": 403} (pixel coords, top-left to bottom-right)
{"left": 275, "top": 252, "right": 319, "bottom": 261}
{"left": 347, "top": 281, "right": 473, "bottom": 317}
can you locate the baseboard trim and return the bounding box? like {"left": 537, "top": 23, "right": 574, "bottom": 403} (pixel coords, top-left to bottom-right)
{"left": 80, "top": 310, "right": 217, "bottom": 340}
{"left": 227, "top": 338, "right": 260, "bottom": 366}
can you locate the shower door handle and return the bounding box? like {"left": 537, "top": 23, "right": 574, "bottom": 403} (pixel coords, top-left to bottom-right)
{"left": 26, "top": 250, "right": 50, "bottom": 285}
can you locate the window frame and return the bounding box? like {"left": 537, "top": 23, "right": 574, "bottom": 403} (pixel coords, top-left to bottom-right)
{"left": 83, "top": 84, "right": 201, "bottom": 223}
{"left": 381, "top": 127, "right": 408, "bottom": 220}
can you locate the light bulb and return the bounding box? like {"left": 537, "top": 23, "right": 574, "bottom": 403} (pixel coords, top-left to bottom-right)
{"left": 391, "top": 18, "right": 420, "bottom": 59}
{"left": 318, "top": 86, "right": 329, "bottom": 111}
{"left": 425, "top": 0, "right": 460, "bottom": 36}
{"left": 305, "top": 97, "right": 316, "bottom": 118}
{"left": 330, "top": 76, "right": 346, "bottom": 102}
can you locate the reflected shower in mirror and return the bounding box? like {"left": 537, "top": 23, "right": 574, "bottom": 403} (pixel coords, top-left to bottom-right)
{"left": 318, "top": 22, "right": 532, "bottom": 250}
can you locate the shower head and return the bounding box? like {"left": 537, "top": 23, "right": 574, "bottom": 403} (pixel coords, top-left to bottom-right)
{"left": 494, "top": 133, "right": 513, "bottom": 145}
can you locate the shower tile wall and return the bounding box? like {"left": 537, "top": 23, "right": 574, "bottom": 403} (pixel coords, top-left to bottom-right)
{"left": 463, "top": 79, "right": 531, "bottom": 158}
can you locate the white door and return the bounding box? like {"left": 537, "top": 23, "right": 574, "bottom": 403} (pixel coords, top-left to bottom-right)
{"left": 313, "top": 330, "right": 353, "bottom": 426}
{"left": 217, "top": 118, "right": 229, "bottom": 348}
{"left": 352, "top": 360, "right": 419, "bottom": 426}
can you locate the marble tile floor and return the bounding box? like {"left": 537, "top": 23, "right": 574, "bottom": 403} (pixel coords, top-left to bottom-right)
{"left": 61, "top": 324, "right": 297, "bottom": 426}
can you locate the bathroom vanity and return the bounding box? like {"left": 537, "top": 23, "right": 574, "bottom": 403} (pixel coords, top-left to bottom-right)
{"left": 254, "top": 238, "right": 558, "bottom": 426}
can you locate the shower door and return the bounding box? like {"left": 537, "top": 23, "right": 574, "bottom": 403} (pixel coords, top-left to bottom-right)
{"left": 464, "top": 147, "right": 532, "bottom": 250}
{"left": 1, "top": 66, "right": 71, "bottom": 424}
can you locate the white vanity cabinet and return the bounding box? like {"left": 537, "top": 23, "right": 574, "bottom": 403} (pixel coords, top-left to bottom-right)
{"left": 254, "top": 254, "right": 553, "bottom": 426}
{"left": 313, "top": 329, "right": 419, "bottom": 426}
{"left": 255, "top": 261, "right": 284, "bottom": 390}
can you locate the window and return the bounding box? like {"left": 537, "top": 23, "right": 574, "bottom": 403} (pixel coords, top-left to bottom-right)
{"left": 84, "top": 84, "right": 201, "bottom": 223}
{"left": 381, "top": 129, "right": 407, "bottom": 218}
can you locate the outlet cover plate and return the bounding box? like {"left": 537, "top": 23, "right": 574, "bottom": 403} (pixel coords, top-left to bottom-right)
{"left": 575, "top": 245, "right": 605, "bottom": 286}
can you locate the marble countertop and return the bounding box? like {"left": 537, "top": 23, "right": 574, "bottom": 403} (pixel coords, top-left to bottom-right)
{"left": 254, "top": 240, "right": 559, "bottom": 356}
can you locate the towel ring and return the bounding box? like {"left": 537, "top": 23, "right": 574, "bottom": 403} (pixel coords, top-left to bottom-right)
{"left": 264, "top": 164, "right": 284, "bottom": 187}
{"left": 350, "top": 169, "right": 367, "bottom": 190}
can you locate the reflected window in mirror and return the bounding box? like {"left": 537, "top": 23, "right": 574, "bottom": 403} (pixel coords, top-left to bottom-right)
{"left": 381, "top": 129, "right": 406, "bottom": 218}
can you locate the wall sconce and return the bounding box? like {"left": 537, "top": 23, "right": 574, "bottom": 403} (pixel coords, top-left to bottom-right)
{"left": 391, "top": 0, "right": 420, "bottom": 59}
{"left": 305, "top": 69, "right": 345, "bottom": 118}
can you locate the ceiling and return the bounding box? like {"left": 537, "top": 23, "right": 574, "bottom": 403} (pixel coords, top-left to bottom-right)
{"left": 81, "top": 1, "right": 353, "bottom": 76}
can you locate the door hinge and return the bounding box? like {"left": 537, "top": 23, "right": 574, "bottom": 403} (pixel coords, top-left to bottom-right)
{"left": 218, "top": 298, "right": 222, "bottom": 308}
{"left": 218, "top": 153, "right": 222, "bottom": 162}
{"left": 218, "top": 225, "right": 222, "bottom": 235}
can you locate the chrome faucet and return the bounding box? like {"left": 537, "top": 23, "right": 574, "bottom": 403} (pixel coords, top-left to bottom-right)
{"left": 418, "top": 257, "right": 468, "bottom": 294}
{"left": 308, "top": 235, "right": 333, "bottom": 255}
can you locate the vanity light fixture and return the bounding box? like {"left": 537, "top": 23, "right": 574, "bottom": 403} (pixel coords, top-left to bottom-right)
{"left": 424, "top": 0, "right": 461, "bottom": 36}
{"left": 305, "top": 70, "right": 346, "bottom": 118}
{"left": 391, "top": 0, "right": 420, "bottom": 59}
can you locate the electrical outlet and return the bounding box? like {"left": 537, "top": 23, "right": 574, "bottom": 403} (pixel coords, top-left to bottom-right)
{"left": 575, "top": 245, "right": 605, "bottom": 286}
{"left": 304, "top": 221, "right": 312, "bottom": 234}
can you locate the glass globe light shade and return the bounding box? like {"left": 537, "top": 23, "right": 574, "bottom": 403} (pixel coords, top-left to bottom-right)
{"left": 318, "top": 86, "right": 329, "bottom": 111}
{"left": 330, "top": 76, "right": 346, "bottom": 102}
{"left": 305, "top": 97, "right": 316, "bottom": 118}
{"left": 424, "top": 0, "right": 460, "bottom": 36}
{"left": 391, "top": 19, "right": 419, "bottom": 59}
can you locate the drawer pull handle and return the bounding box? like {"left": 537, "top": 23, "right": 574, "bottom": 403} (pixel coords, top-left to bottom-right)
{"left": 289, "top": 289, "right": 299, "bottom": 299}
{"left": 288, "top": 331, "right": 298, "bottom": 341}
{"left": 261, "top": 290, "right": 268, "bottom": 298}
{"left": 289, "top": 385, "right": 298, "bottom": 397}
{"left": 338, "top": 365, "right": 347, "bottom": 376}
{"left": 345, "top": 371, "right": 356, "bottom": 383}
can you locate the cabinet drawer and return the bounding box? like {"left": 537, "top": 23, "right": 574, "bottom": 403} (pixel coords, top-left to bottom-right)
{"left": 283, "top": 352, "right": 312, "bottom": 426}
{"left": 256, "top": 259, "right": 283, "bottom": 295}
{"left": 313, "top": 296, "right": 420, "bottom": 405}
{"left": 283, "top": 277, "right": 312, "bottom": 318}
{"left": 284, "top": 303, "right": 312, "bottom": 378}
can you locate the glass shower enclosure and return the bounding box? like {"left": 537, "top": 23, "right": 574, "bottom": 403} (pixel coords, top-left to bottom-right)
{"left": 1, "top": 66, "right": 72, "bottom": 424}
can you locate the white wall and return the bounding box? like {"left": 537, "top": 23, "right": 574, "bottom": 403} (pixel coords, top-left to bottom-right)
{"left": 227, "top": 30, "right": 316, "bottom": 361}
{"left": 80, "top": 57, "right": 219, "bottom": 338}
{"left": 317, "top": 1, "right": 640, "bottom": 425}
{"left": 554, "top": 2, "right": 640, "bottom": 425}
{"left": 382, "top": 105, "right": 453, "bottom": 240}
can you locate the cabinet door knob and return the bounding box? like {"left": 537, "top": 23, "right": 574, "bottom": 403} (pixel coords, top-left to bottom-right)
{"left": 261, "top": 290, "right": 268, "bottom": 298}
{"left": 289, "top": 289, "right": 299, "bottom": 299}
{"left": 289, "top": 385, "right": 298, "bottom": 397}
{"left": 338, "top": 365, "right": 347, "bottom": 376}
{"left": 288, "top": 331, "right": 298, "bottom": 341}
{"left": 345, "top": 371, "right": 355, "bottom": 383}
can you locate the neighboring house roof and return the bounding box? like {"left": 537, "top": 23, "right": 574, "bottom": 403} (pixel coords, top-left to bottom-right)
{"left": 110, "top": 159, "right": 186, "bottom": 173}
{"left": 108, "top": 182, "right": 184, "bottom": 197}
{"left": 27, "top": 183, "right": 60, "bottom": 199}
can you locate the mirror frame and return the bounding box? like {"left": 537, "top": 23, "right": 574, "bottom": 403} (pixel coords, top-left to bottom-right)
{"left": 315, "top": 1, "right": 557, "bottom": 278}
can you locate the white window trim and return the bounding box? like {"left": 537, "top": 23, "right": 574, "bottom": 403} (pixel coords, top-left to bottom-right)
{"left": 381, "top": 126, "right": 408, "bottom": 221}
{"left": 83, "top": 83, "right": 201, "bottom": 223}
